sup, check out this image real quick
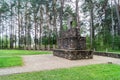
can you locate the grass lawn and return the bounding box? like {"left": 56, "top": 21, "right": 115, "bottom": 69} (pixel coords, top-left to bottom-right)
{"left": 0, "top": 50, "right": 52, "bottom": 68}
{"left": 108, "top": 50, "right": 120, "bottom": 54}
{"left": 0, "top": 56, "right": 23, "bottom": 68}
{"left": 0, "top": 64, "right": 120, "bottom": 80}
{"left": 0, "top": 50, "right": 52, "bottom": 56}
{"left": 96, "top": 50, "right": 120, "bottom": 54}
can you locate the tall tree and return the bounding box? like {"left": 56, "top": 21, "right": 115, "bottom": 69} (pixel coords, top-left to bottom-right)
{"left": 76, "top": 0, "right": 80, "bottom": 28}
{"left": 60, "top": 0, "right": 64, "bottom": 37}
{"left": 114, "top": 0, "right": 120, "bottom": 35}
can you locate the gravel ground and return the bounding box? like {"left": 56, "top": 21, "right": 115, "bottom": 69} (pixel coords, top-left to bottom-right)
{"left": 0, "top": 54, "right": 120, "bottom": 76}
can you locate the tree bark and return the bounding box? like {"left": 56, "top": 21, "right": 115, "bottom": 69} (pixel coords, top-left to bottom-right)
{"left": 76, "top": 0, "right": 80, "bottom": 28}
{"left": 114, "top": 0, "right": 120, "bottom": 35}
{"left": 18, "top": 0, "right": 21, "bottom": 49}
{"left": 60, "top": 0, "right": 64, "bottom": 37}
{"left": 46, "top": 2, "right": 50, "bottom": 50}
{"left": 53, "top": 0, "right": 57, "bottom": 48}
{"left": 89, "top": 0, "right": 94, "bottom": 49}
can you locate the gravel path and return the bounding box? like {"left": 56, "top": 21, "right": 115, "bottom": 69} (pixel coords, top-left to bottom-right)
{"left": 0, "top": 54, "right": 120, "bottom": 76}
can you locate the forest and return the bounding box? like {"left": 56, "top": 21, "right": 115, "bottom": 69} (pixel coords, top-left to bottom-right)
{"left": 0, "top": 0, "right": 120, "bottom": 51}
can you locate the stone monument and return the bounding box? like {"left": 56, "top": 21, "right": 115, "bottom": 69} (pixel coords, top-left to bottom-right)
{"left": 53, "top": 16, "right": 93, "bottom": 60}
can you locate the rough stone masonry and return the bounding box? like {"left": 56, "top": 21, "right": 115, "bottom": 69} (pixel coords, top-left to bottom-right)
{"left": 53, "top": 27, "right": 93, "bottom": 60}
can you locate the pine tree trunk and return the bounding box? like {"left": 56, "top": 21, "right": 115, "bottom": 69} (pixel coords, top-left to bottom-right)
{"left": 76, "top": 0, "right": 80, "bottom": 28}
{"left": 89, "top": 1, "right": 94, "bottom": 49}
{"left": 39, "top": 6, "right": 43, "bottom": 50}
{"left": 114, "top": 0, "right": 120, "bottom": 35}
{"left": 24, "top": 2, "right": 28, "bottom": 50}
{"left": 60, "top": 0, "right": 64, "bottom": 37}
{"left": 18, "top": 0, "right": 21, "bottom": 49}
{"left": 53, "top": 0, "right": 57, "bottom": 48}
{"left": 46, "top": 2, "right": 50, "bottom": 50}
{"left": 10, "top": 4, "right": 13, "bottom": 49}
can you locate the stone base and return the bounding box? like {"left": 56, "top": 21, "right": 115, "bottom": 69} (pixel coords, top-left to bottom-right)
{"left": 53, "top": 49, "right": 93, "bottom": 60}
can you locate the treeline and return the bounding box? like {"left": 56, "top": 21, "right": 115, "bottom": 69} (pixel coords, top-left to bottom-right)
{"left": 82, "top": 0, "right": 120, "bottom": 51}
{"left": 0, "top": 0, "right": 77, "bottom": 50}
{"left": 1, "top": 0, "right": 120, "bottom": 51}
{"left": 0, "top": 0, "right": 58, "bottom": 50}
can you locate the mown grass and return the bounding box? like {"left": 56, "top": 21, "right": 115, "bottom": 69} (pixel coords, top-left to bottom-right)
{"left": 0, "top": 64, "right": 120, "bottom": 80}
{"left": 0, "top": 50, "right": 52, "bottom": 68}
{"left": 0, "top": 50, "right": 52, "bottom": 56}
{"left": 0, "top": 56, "right": 23, "bottom": 68}
{"left": 108, "top": 50, "right": 120, "bottom": 54}
{"left": 96, "top": 49, "right": 120, "bottom": 54}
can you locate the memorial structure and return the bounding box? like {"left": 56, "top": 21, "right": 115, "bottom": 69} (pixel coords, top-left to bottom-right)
{"left": 53, "top": 16, "right": 93, "bottom": 60}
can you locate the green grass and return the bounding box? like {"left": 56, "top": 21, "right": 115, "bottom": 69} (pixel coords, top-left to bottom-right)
{"left": 0, "top": 50, "right": 52, "bottom": 56}
{"left": 0, "top": 64, "right": 120, "bottom": 80}
{"left": 96, "top": 51, "right": 120, "bottom": 54}
{"left": 0, "top": 50, "right": 52, "bottom": 68}
{"left": 96, "top": 49, "right": 120, "bottom": 54}
{"left": 108, "top": 50, "right": 120, "bottom": 53}
{"left": 0, "top": 56, "right": 23, "bottom": 68}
